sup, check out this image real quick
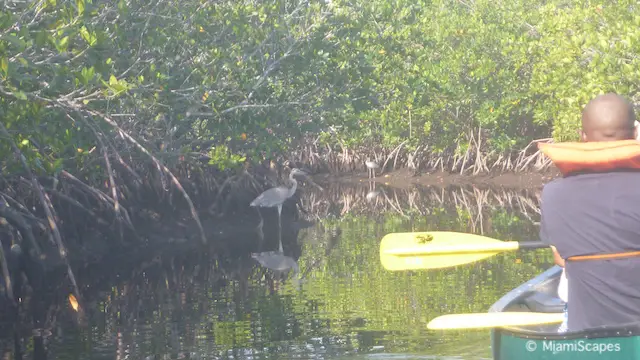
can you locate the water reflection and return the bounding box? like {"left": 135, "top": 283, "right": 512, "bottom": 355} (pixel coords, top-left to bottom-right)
{"left": 1, "top": 182, "right": 553, "bottom": 360}
{"left": 301, "top": 182, "right": 541, "bottom": 234}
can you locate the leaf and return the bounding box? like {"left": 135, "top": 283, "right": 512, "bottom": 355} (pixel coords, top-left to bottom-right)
{"left": 80, "top": 66, "right": 95, "bottom": 85}
{"left": 77, "top": 0, "right": 85, "bottom": 16}
{"left": 598, "top": 38, "right": 608, "bottom": 49}
{"left": 14, "top": 91, "right": 27, "bottom": 100}
{"left": 52, "top": 158, "right": 64, "bottom": 174}
{"left": 79, "top": 26, "right": 97, "bottom": 46}
{"left": 0, "top": 34, "right": 27, "bottom": 50}
{"left": 0, "top": 57, "right": 7, "bottom": 76}
{"left": 68, "top": 294, "right": 79, "bottom": 311}
{"left": 56, "top": 36, "right": 69, "bottom": 52}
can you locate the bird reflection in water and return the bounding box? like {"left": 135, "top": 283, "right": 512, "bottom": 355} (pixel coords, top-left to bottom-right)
{"left": 251, "top": 251, "right": 299, "bottom": 275}
{"left": 366, "top": 171, "right": 381, "bottom": 203}
{"left": 366, "top": 190, "right": 380, "bottom": 202}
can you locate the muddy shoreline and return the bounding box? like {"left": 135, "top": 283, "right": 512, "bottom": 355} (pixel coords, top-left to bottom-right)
{"left": 315, "top": 168, "right": 562, "bottom": 190}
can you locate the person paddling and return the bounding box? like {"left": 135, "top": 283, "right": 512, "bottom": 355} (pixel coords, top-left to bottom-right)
{"left": 539, "top": 93, "right": 640, "bottom": 332}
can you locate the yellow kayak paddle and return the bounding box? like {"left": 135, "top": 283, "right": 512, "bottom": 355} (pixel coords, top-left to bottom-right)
{"left": 379, "top": 231, "right": 549, "bottom": 271}
{"left": 427, "top": 312, "right": 565, "bottom": 330}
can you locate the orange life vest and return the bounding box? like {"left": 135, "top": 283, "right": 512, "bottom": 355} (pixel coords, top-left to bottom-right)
{"left": 537, "top": 139, "right": 640, "bottom": 176}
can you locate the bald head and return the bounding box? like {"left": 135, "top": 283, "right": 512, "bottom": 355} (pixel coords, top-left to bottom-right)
{"left": 581, "top": 94, "right": 636, "bottom": 142}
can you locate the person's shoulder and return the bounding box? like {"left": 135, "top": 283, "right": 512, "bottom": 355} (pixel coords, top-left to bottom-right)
{"left": 597, "top": 171, "right": 640, "bottom": 188}
{"left": 541, "top": 177, "right": 568, "bottom": 196}
{"left": 608, "top": 171, "right": 640, "bottom": 192}
{"left": 612, "top": 171, "right": 640, "bottom": 179}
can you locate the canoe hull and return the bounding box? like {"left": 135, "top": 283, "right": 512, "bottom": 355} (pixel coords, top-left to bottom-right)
{"left": 489, "top": 266, "right": 640, "bottom": 360}
{"left": 492, "top": 329, "right": 640, "bottom": 360}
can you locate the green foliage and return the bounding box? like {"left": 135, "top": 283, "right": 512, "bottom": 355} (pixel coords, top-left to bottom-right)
{"left": 529, "top": 1, "right": 640, "bottom": 140}
{"left": 2, "top": 0, "right": 640, "bottom": 182}
{"left": 0, "top": 0, "right": 339, "bottom": 176}
{"left": 207, "top": 145, "right": 246, "bottom": 171}
{"left": 306, "top": 0, "right": 640, "bottom": 154}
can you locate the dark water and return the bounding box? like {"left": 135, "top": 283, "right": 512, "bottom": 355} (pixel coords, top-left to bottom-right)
{"left": 2, "top": 183, "right": 555, "bottom": 360}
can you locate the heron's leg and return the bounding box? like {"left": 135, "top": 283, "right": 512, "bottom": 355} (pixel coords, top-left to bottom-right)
{"left": 254, "top": 208, "right": 264, "bottom": 244}
{"left": 277, "top": 204, "right": 283, "bottom": 252}
{"left": 256, "top": 214, "right": 264, "bottom": 243}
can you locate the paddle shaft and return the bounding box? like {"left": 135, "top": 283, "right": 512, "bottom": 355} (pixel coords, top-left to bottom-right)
{"left": 385, "top": 241, "right": 548, "bottom": 256}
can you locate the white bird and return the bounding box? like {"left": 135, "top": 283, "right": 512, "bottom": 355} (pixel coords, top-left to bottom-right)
{"left": 366, "top": 190, "right": 380, "bottom": 202}
{"left": 365, "top": 160, "right": 379, "bottom": 179}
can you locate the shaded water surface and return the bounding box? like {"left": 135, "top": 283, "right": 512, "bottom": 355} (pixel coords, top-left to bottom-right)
{"left": 3, "top": 182, "right": 554, "bottom": 360}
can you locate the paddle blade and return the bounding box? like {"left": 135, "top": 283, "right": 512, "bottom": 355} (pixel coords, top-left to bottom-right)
{"left": 427, "top": 312, "right": 565, "bottom": 330}
{"left": 381, "top": 249, "right": 499, "bottom": 271}
{"left": 379, "top": 231, "right": 509, "bottom": 271}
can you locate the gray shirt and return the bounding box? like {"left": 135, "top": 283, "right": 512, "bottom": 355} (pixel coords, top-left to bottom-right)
{"left": 540, "top": 171, "right": 640, "bottom": 332}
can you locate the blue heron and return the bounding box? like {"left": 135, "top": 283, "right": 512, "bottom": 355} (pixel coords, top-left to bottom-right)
{"left": 250, "top": 168, "right": 308, "bottom": 250}
{"left": 365, "top": 159, "right": 379, "bottom": 179}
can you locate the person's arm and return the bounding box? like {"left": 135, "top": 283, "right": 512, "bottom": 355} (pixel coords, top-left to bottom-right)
{"left": 540, "top": 185, "right": 566, "bottom": 268}
{"left": 550, "top": 245, "right": 565, "bottom": 268}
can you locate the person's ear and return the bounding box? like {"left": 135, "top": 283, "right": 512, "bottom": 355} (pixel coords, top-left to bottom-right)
{"left": 580, "top": 130, "right": 588, "bottom": 142}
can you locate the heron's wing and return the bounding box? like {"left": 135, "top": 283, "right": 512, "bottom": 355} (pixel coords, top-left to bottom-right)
{"left": 250, "top": 186, "right": 290, "bottom": 207}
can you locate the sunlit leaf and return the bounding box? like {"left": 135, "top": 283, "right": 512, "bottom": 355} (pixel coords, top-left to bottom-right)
{"left": 68, "top": 294, "right": 79, "bottom": 312}
{"left": 0, "top": 57, "right": 7, "bottom": 76}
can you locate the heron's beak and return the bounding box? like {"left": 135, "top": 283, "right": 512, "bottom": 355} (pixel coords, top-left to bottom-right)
{"left": 303, "top": 172, "right": 323, "bottom": 191}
